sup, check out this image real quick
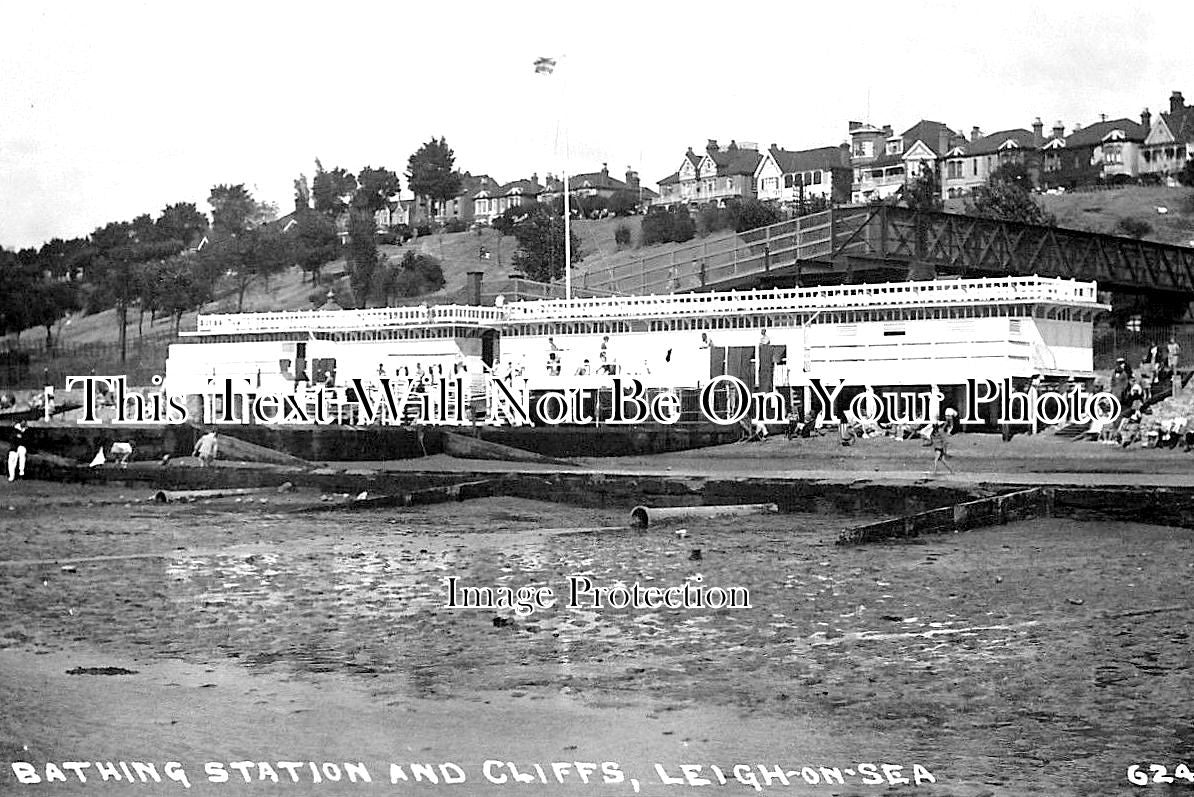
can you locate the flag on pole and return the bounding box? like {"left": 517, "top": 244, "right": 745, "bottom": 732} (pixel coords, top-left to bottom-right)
{"left": 533, "top": 56, "right": 556, "bottom": 74}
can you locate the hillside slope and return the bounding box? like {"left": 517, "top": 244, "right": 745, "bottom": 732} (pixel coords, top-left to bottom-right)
{"left": 948, "top": 186, "right": 1194, "bottom": 246}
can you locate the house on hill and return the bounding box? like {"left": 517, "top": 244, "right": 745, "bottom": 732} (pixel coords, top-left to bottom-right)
{"left": 941, "top": 124, "right": 1042, "bottom": 198}
{"left": 1040, "top": 115, "right": 1148, "bottom": 189}
{"left": 849, "top": 120, "right": 963, "bottom": 203}
{"left": 754, "top": 145, "right": 851, "bottom": 206}
{"left": 472, "top": 175, "right": 546, "bottom": 225}
{"left": 654, "top": 140, "right": 763, "bottom": 209}
{"left": 1140, "top": 91, "right": 1193, "bottom": 181}
{"left": 541, "top": 164, "right": 659, "bottom": 213}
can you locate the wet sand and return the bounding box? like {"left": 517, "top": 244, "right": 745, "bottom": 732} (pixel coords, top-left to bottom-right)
{"left": 2, "top": 483, "right": 1192, "bottom": 795}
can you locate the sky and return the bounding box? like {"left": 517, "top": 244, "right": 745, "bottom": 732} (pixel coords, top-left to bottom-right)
{"left": 1, "top": 0, "right": 1192, "bottom": 250}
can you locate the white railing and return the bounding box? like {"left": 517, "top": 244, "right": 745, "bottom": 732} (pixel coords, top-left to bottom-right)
{"left": 503, "top": 276, "right": 1104, "bottom": 324}
{"left": 193, "top": 304, "right": 506, "bottom": 336}
{"left": 189, "top": 277, "right": 1103, "bottom": 337}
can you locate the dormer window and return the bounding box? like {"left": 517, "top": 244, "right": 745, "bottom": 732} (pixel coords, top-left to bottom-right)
{"left": 886, "top": 139, "right": 903, "bottom": 155}
{"left": 998, "top": 139, "right": 1020, "bottom": 151}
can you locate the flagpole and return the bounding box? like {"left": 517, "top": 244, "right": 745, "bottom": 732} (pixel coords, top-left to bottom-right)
{"left": 563, "top": 147, "right": 572, "bottom": 300}
{"left": 536, "top": 54, "right": 571, "bottom": 300}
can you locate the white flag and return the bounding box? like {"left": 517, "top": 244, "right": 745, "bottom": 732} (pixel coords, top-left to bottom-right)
{"left": 534, "top": 57, "right": 556, "bottom": 74}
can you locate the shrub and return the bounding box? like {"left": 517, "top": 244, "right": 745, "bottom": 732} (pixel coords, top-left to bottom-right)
{"left": 390, "top": 250, "right": 445, "bottom": 297}
{"left": 1116, "top": 217, "right": 1153, "bottom": 239}
{"left": 698, "top": 204, "right": 729, "bottom": 235}
{"left": 640, "top": 210, "right": 674, "bottom": 246}
{"left": 1179, "top": 159, "right": 1194, "bottom": 188}
{"left": 672, "top": 207, "right": 696, "bottom": 243}
{"left": 614, "top": 223, "right": 632, "bottom": 248}
{"left": 734, "top": 199, "right": 783, "bottom": 233}
{"left": 443, "top": 217, "right": 469, "bottom": 233}
{"left": 415, "top": 223, "right": 432, "bottom": 237}
{"left": 608, "top": 191, "right": 639, "bottom": 216}
{"left": 640, "top": 207, "right": 697, "bottom": 245}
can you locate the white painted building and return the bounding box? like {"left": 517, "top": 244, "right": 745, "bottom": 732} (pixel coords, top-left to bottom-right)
{"left": 167, "top": 277, "right": 1106, "bottom": 426}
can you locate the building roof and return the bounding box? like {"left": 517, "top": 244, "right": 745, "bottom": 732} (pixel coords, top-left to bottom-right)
{"left": 707, "top": 146, "right": 763, "bottom": 176}
{"left": 769, "top": 145, "right": 847, "bottom": 173}
{"left": 900, "top": 120, "right": 960, "bottom": 156}
{"left": 1064, "top": 118, "right": 1146, "bottom": 147}
{"left": 1160, "top": 106, "right": 1194, "bottom": 143}
{"left": 963, "top": 128, "right": 1038, "bottom": 156}
{"left": 500, "top": 178, "right": 544, "bottom": 196}
{"left": 658, "top": 171, "right": 680, "bottom": 186}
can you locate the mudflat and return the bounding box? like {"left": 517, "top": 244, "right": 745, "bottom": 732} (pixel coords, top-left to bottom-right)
{"left": 1, "top": 482, "right": 1191, "bottom": 796}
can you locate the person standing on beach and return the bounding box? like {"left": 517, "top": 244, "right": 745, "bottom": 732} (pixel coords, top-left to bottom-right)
{"left": 193, "top": 430, "right": 219, "bottom": 467}
{"left": 929, "top": 422, "right": 954, "bottom": 476}
{"left": 7, "top": 421, "right": 28, "bottom": 481}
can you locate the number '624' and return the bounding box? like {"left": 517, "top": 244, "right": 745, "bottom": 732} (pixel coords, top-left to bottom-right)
{"left": 1127, "top": 764, "right": 1194, "bottom": 785}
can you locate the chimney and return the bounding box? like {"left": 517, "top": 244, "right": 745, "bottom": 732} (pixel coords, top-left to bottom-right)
{"left": 531, "top": 172, "right": 538, "bottom": 185}
{"left": 849, "top": 121, "right": 863, "bottom": 131}
{"left": 601, "top": 163, "right": 609, "bottom": 179}
{"left": 971, "top": 126, "right": 982, "bottom": 142}
{"left": 938, "top": 128, "right": 950, "bottom": 155}
{"left": 839, "top": 142, "right": 851, "bottom": 165}
{"left": 1171, "top": 91, "right": 1186, "bottom": 115}
{"left": 625, "top": 168, "right": 639, "bottom": 190}
{"left": 1052, "top": 121, "right": 1065, "bottom": 139}
{"left": 1032, "top": 117, "right": 1043, "bottom": 146}
{"left": 706, "top": 139, "right": 719, "bottom": 153}
{"left": 465, "top": 271, "right": 483, "bottom": 306}
{"left": 882, "top": 125, "right": 893, "bottom": 136}
{"left": 1073, "top": 122, "right": 1082, "bottom": 132}
{"left": 1142, "top": 108, "right": 1152, "bottom": 130}
{"left": 728, "top": 140, "right": 739, "bottom": 152}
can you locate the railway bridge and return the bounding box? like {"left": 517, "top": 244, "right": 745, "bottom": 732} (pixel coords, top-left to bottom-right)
{"left": 580, "top": 205, "right": 1194, "bottom": 304}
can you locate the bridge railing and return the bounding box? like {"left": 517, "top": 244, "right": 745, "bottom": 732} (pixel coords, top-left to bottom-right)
{"left": 584, "top": 209, "right": 845, "bottom": 294}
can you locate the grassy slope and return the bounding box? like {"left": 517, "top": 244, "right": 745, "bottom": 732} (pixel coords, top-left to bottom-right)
{"left": 28, "top": 216, "right": 727, "bottom": 351}
{"left": 947, "top": 186, "right": 1194, "bottom": 246}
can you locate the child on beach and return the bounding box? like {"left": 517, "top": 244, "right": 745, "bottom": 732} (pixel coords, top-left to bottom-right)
{"left": 929, "top": 422, "right": 954, "bottom": 476}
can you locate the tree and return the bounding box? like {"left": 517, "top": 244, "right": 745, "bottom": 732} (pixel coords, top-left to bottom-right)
{"left": 312, "top": 160, "right": 357, "bottom": 218}
{"left": 965, "top": 164, "right": 1056, "bottom": 226}
{"left": 152, "top": 253, "right": 214, "bottom": 335}
{"left": 407, "top": 137, "right": 462, "bottom": 219}
{"left": 509, "top": 204, "right": 583, "bottom": 282}
{"left": 156, "top": 202, "right": 208, "bottom": 248}
{"left": 85, "top": 220, "right": 180, "bottom": 361}
{"left": 346, "top": 210, "right": 380, "bottom": 306}
{"left": 294, "top": 210, "right": 340, "bottom": 284}
{"left": 900, "top": 164, "right": 944, "bottom": 213}
{"left": 208, "top": 184, "right": 270, "bottom": 237}
{"left": 204, "top": 184, "right": 284, "bottom": 311}
{"left": 354, "top": 166, "right": 402, "bottom": 214}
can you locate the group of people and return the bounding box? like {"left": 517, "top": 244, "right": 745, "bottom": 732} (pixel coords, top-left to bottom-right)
{"left": 1113, "top": 338, "right": 1182, "bottom": 406}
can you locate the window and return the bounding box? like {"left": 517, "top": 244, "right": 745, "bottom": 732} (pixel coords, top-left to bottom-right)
{"left": 947, "top": 161, "right": 963, "bottom": 179}
{"left": 784, "top": 174, "right": 794, "bottom": 188}
{"left": 813, "top": 171, "right": 822, "bottom": 185}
